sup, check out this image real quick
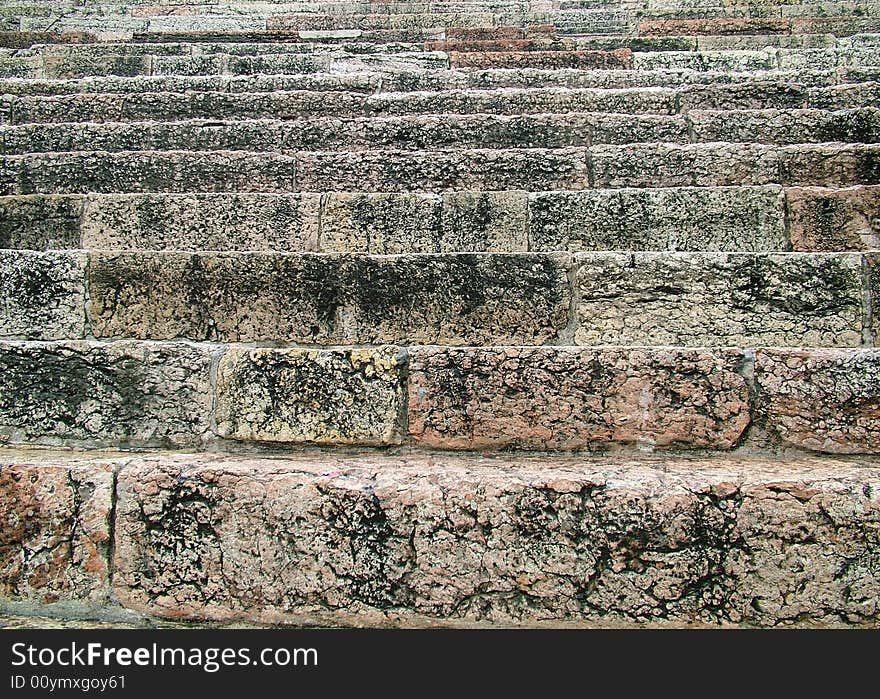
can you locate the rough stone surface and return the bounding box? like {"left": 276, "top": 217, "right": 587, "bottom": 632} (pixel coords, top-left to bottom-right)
{"left": 869, "top": 252, "right": 880, "bottom": 341}
{"left": 407, "top": 346, "right": 750, "bottom": 450}
{"left": 216, "top": 346, "right": 405, "bottom": 445}
{"left": 441, "top": 191, "right": 527, "bottom": 252}
{"left": 2, "top": 112, "right": 697, "bottom": 153}
{"left": 755, "top": 349, "right": 880, "bottom": 454}
{"left": 0, "top": 250, "right": 86, "bottom": 340}
{"left": 449, "top": 49, "right": 632, "bottom": 70}
{"left": 320, "top": 193, "right": 443, "bottom": 254}
{"left": 88, "top": 252, "right": 570, "bottom": 345}
{"left": 295, "top": 148, "right": 590, "bottom": 191}
{"left": 0, "top": 341, "right": 213, "bottom": 448}
{"left": 786, "top": 186, "right": 880, "bottom": 251}
{"left": 590, "top": 143, "right": 780, "bottom": 187}
{"left": 112, "top": 453, "right": 880, "bottom": 626}
{"left": 0, "top": 195, "right": 83, "bottom": 250}
{"left": 0, "top": 151, "right": 299, "bottom": 194}
{"left": 688, "top": 107, "right": 880, "bottom": 146}
{"left": 780, "top": 144, "right": 880, "bottom": 187}
{"left": 638, "top": 18, "right": 791, "bottom": 36}
{"left": 575, "top": 252, "right": 864, "bottom": 347}
{"left": 80, "top": 193, "right": 320, "bottom": 252}
{"left": 528, "top": 186, "right": 786, "bottom": 252}
{"left": 0, "top": 455, "right": 114, "bottom": 605}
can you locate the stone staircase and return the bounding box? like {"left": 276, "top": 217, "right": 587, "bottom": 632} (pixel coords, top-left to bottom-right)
{"left": 1, "top": 0, "right": 879, "bottom": 627}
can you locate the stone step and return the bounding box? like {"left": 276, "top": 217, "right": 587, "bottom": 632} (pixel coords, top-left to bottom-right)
{"left": 2, "top": 44, "right": 879, "bottom": 78}
{"left": 8, "top": 185, "right": 861, "bottom": 254}
{"left": 2, "top": 143, "right": 878, "bottom": 193}
{"left": 4, "top": 29, "right": 876, "bottom": 52}
{"left": 1, "top": 249, "right": 875, "bottom": 346}
{"left": 636, "top": 16, "right": 880, "bottom": 37}
{"left": 2, "top": 448, "right": 879, "bottom": 626}
{"left": 4, "top": 108, "right": 878, "bottom": 155}
{"left": 0, "top": 48, "right": 452, "bottom": 79}
{"left": 0, "top": 342, "right": 877, "bottom": 452}
{"left": 2, "top": 67, "right": 869, "bottom": 97}
{"left": 447, "top": 48, "right": 633, "bottom": 69}
{"left": 4, "top": 447, "right": 879, "bottom": 626}
{"left": 5, "top": 83, "right": 878, "bottom": 124}
{"left": 3, "top": 186, "right": 871, "bottom": 254}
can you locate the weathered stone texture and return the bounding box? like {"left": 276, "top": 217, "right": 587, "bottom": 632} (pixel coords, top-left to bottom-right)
{"left": 871, "top": 253, "right": 880, "bottom": 341}
{"left": 0, "top": 341, "right": 213, "bottom": 448}
{"left": 0, "top": 151, "right": 299, "bottom": 194}
{"left": 407, "top": 346, "right": 750, "bottom": 450}
{"left": 88, "top": 252, "right": 570, "bottom": 345}
{"left": 688, "top": 108, "right": 880, "bottom": 146}
{"left": 0, "top": 250, "right": 86, "bottom": 340}
{"left": 80, "top": 193, "right": 320, "bottom": 252}
{"left": 320, "top": 191, "right": 527, "bottom": 253}
{"left": 590, "top": 144, "right": 780, "bottom": 187}
{"left": 787, "top": 186, "right": 880, "bottom": 251}
{"left": 755, "top": 349, "right": 880, "bottom": 454}
{"left": 367, "top": 87, "right": 680, "bottom": 117}
{"left": 575, "top": 253, "right": 864, "bottom": 347}
{"left": 0, "top": 456, "right": 113, "bottom": 605}
{"left": 112, "top": 454, "right": 880, "bottom": 626}
{"left": 0, "top": 195, "right": 83, "bottom": 250}
{"left": 441, "top": 191, "right": 527, "bottom": 252}
{"left": 295, "top": 148, "right": 590, "bottom": 191}
{"left": 638, "top": 18, "right": 791, "bottom": 36}
{"left": 449, "top": 49, "right": 632, "bottom": 70}
{"left": 528, "top": 187, "right": 786, "bottom": 252}
{"left": 216, "top": 346, "right": 405, "bottom": 445}
{"left": 780, "top": 144, "right": 880, "bottom": 187}
{"left": 320, "top": 193, "right": 443, "bottom": 254}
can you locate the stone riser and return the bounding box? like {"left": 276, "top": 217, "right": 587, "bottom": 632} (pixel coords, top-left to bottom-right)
{"left": 3, "top": 108, "right": 879, "bottom": 155}
{"left": 2, "top": 45, "right": 879, "bottom": 77}
{"left": 2, "top": 186, "right": 877, "bottom": 253}
{"left": 1, "top": 250, "right": 877, "bottom": 347}
{"left": 5, "top": 83, "right": 878, "bottom": 123}
{"left": 2, "top": 451, "right": 880, "bottom": 626}
{"left": 0, "top": 342, "right": 878, "bottom": 452}
{"left": 1, "top": 143, "right": 878, "bottom": 193}
{"left": 3, "top": 67, "right": 876, "bottom": 96}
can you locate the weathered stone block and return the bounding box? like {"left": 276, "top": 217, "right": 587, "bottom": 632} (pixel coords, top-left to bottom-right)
{"left": 0, "top": 341, "right": 213, "bottom": 448}
{"left": 575, "top": 252, "right": 864, "bottom": 347}
{"left": 590, "top": 144, "right": 779, "bottom": 187}
{"left": 440, "top": 191, "right": 527, "bottom": 252}
{"left": 780, "top": 144, "right": 880, "bottom": 187}
{"left": 688, "top": 107, "right": 880, "bottom": 146}
{"left": 81, "top": 193, "right": 320, "bottom": 252}
{"left": 112, "top": 453, "right": 880, "bottom": 626}
{"left": 638, "top": 17, "right": 791, "bottom": 36}
{"left": 368, "top": 87, "right": 679, "bottom": 117}
{"left": 632, "top": 50, "right": 776, "bottom": 72}
{"left": 88, "top": 252, "right": 570, "bottom": 345}
{"left": 755, "top": 349, "right": 880, "bottom": 454}
{"left": 870, "top": 253, "right": 880, "bottom": 341}
{"left": 295, "top": 148, "right": 590, "bottom": 191}
{"left": 786, "top": 186, "right": 880, "bottom": 251}
{"left": 450, "top": 49, "right": 632, "bottom": 69}
{"left": 407, "top": 346, "right": 750, "bottom": 450}
{"left": 216, "top": 346, "right": 405, "bottom": 445}
{"left": 320, "top": 193, "right": 443, "bottom": 254}
{"left": 0, "top": 151, "right": 298, "bottom": 195}
{"left": 0, "top": 456, "right": 113, "bottom": 605}
{"left": 0, "top": 250, "right": 86, "bottom": 340}
{"left": 0, "top": 195, "right": 83, "bottom": 249}
{"left": 529, "top": 187, "right": 786, "bottom": 252}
